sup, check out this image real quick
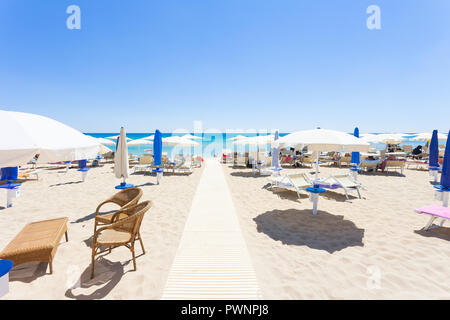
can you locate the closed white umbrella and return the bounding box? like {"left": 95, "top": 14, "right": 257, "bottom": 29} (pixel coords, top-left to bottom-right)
{"left": 0, "top": 110, "right": 100, "bottom": 167}
{"left": 114, "top": 127, "right": 133, "bottom": 189}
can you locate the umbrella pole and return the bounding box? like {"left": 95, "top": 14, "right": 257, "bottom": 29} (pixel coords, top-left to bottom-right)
{"left": 444, "top": 191, "right": 449, "bottom": 207}
{"left": 315, "top": 151, "right": 319, "bottom": 180}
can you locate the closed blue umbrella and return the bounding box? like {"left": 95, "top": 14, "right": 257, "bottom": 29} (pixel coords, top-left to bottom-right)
{"left": 429, "top": 130, "right": 439, "bottom": 168}
{"left": 153, "top": 130, "right": 162, "bottom": 166}
{"left": 440, "top": 130, "right": 450, "bottom": 189}
{"left": 152, "top": 130, "right": 163, "bottom": 184}
{"left": 351, "top": 127, "right": 360, "bottom": 164}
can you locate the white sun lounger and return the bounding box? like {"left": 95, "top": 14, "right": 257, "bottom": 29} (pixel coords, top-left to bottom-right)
{"left": 268, "top": 173, "right": 313, "bottom": 200}
{"left": 321, "top": 174, "right": 363, "bottom": 200}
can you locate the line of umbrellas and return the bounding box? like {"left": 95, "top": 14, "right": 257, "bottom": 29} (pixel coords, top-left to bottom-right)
{"left": 96, "top": 134, "right": 202, "bottom": 148}
{"left": 230, "top": 131, "right": 448, "bottom": 146}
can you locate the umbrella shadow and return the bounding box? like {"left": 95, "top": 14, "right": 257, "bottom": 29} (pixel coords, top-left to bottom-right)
{"left": 49, "top": 181, "right": 83, "bottom": 187}
{"left": 230, "top": 171, "right": 264, "bottom": 178}
{"left": 133, "top": 182, "right": 157, "bottom": 188}
{"left": 254, "top": 209, "right": 364, "bottom": 253}
{"left": 321, "top": 190, "right": 358, "bottom": 202}
{"left": 72, "top": 210, "right": 117, "bottom": 224}
{"left": 264, "top": 186, "right": 309, "bottom": 202}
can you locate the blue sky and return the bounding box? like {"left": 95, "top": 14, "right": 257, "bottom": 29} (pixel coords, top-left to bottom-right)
{"left": 0, "top": 0, "right": 449, "bottom": 133}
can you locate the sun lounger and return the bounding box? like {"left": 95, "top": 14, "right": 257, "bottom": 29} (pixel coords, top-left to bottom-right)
{"left": 0, "top": 217, "right": 68, "bottom": 274}
{"left": 338, "top": 156, "right": 352, "bottom": 168}
{"left": 176, "top": 158, "right": 193, "bottom": 174}
{"left": 17, "top": 168, "right": 42, "bottom": 180}
{"left": 268, "top": 173, "right": 313, "bottom": 200}
{"left": 234, "top": 156, "right": 247, "bottom": 167}
{"left": 133, "top": 155, "right": 153, "bottom": 174}
{"left": 415, "top": 205, "right": 450, "bottom": 230}
{"left": 383, "top": 159, "right": 406, "bottom": 174}
{"left": 406, "top": 160, "right": 428, "bottom": 170}
{"left": 321, "top": 174, "right": 363, "bottom": 200}
{"left": 359, "top": 160, "right": 380, "bottom": 173}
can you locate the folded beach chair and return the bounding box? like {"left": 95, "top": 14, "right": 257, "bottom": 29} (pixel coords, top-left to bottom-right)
{"left": 268, "top": 173, "right": 313, "bottom": 200}
{"left": 322, "top": 174, "right": 363, "bottom": 200}
{"left": 415, "top": 205, "right": 450, "bottom": 230}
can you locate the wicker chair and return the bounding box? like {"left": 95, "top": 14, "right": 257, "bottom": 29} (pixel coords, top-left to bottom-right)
{"left": 90, "top": 200, "right": 152, "bottom": 279}
{"left": 94, "top": 187, "right": 143, "bottom": 232}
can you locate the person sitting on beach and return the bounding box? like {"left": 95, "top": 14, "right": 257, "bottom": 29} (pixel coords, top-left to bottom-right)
{"left": 412, "top": 145, "right": 423, "bottom": 159}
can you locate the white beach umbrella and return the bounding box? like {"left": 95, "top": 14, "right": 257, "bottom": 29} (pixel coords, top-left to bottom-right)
{"left": 0, "top": 110, "right": 100, "bottom": 167}
{"left": 141, "top": 135, "right": 154, "bottom": 141}
{"left": 278, "top": 128, "right": 370, "bottom": 179}
{"left": 227, "top": 135, "right": 248, "bottom": 141}
{"left": 98, "top": 144, "right": 113, "bottom": 155}
{"left": 97, "top": 137, "right": 115, "bottom": 145}
{"left": 411, "top": 132, "right": 448, "bottom": 142}
{"left": 232, "top": 135, "right": 275, "bottom": 146}
{"left": 278, "top": 129, "right": 370, "bottom": 152}
{"left": 181, "top": 134, "right": 202, "bottom": 140}
{"left": 162, "top": 136, "right": 199, "bottom": 146}
{"left": 127, "top": 139, "right": 153, "bottom": 146}
{"left": 114, "top": 127, "right": 131, "bottom": 186}
{"left": 106, "top": 135, "right": 132, "bottom": 141}
{"left": 375, "top": 133, "right": 406, "bottom": 144}
{"left": 127, "top": 138, "right": 153, "bottom": 155}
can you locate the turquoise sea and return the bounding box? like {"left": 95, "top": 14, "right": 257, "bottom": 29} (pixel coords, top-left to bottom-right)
{"left": 86, "top": 133, "right": 425, "bottom": 158}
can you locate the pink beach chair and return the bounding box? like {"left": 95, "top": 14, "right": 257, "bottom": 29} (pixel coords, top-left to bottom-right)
{"left": 415, "top": 205, "right": 450, "bottom": 230}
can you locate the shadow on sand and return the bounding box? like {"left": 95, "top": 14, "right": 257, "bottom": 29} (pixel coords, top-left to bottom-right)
{"left": 414, "top": 226, "right": 450, "bottom": 242}
{"left": 9, "top": 261, "right": 52, "bottom": 283}
{"left": 65, "top": 257, "right": 126, "bottom": 300}
{"left": 253, "top": 209, "right": 364, "bottom": 253}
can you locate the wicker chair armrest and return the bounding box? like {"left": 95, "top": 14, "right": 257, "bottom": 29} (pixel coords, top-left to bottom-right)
{"left": 95, "top": 199, "right": 120, "bottom": 216}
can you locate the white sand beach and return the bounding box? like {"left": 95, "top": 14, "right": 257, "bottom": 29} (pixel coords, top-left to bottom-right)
{"left": 1, "top": 163, "right": 203, "bottom": 299}
{"left": 1, "top": 159, "right": 449, "bottom": 299}
{"left": 224, "top": 164, "right": 450, "bottom": 299}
